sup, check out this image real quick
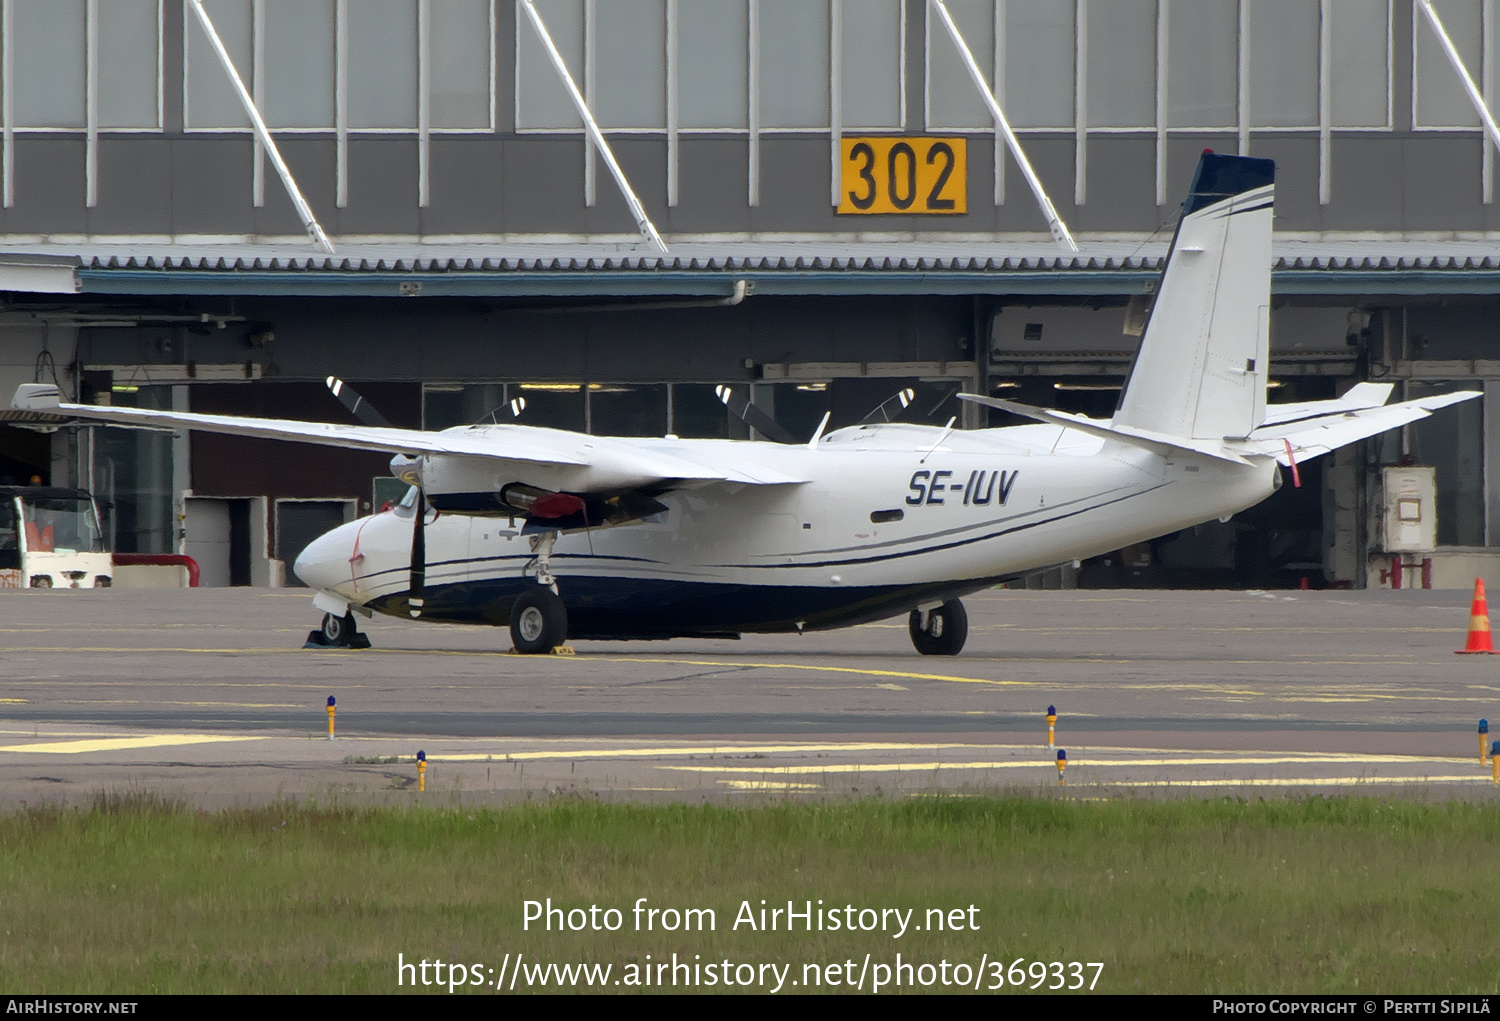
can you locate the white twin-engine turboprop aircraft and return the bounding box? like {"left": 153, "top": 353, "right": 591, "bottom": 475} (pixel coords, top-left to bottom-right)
{"left": 11, "top": 152, "right": 1479, "bottom": 656}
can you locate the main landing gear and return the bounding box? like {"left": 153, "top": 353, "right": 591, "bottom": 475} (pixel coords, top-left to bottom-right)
{"left": 511, "top": 530, "right": 568, "bottom": 654}
{"left": 305, "top": 609, "right": 371, "bottom": 649}
{"left": 909, "top": 599, "right": 968, "bottom": 656}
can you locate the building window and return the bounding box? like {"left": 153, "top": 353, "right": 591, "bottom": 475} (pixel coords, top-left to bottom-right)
{"left": 430, "top": 0, "right": 494, "bottom": 129}
{"left": 517, "top": 0, "right": 900, "bottom": 134}
{"left": 1413, "top": 0, "right": 1483, "bottom": 129}
{"left": 759, "top": 0, "right": 830, "bottom": 129}
{"left": 10, "top": 0, "right": 160, "bottom": 132}
{"left": 515, "top": 0, "right": 583, "bottom": 130}
{"left": 1330, "top": 0, "right": 1391, "bottom": 129}
{"left": 185, "top": 0, "right": 253, "bottom": 128}
{"left": 1248, "top": 0, "right": 1319, "bottom": 129}
{"left": 679, "top": 0, "right": 748, "bottom": 130}
{"left": 926, "top": 0, "right": 1077, "bottom": 132}
{"left": 263, "top": 0, "right": 335, "bottom": 130}
{"left": 1166, "top": 0, "right": 1237, "bottom": 129}
{"left": 98, "top": 0, "right": 165, "bottom": 130}
{"left": 186, "top": 0, "right": 494, "bottom": 133}
{"left": 1086, "top": 0, "right": 1155, "bottom": 130}
{"left": 12, "top": 0, "right": 86, "bottom": 129}
{"left": 841, "top": 0, "right": 904, "bottom": 130}
{"left": 347, "top": 0, "right": 417, "bottom": 129}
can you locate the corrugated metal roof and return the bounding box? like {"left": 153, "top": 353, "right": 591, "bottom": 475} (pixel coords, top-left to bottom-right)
{"left": 55, "top": 238, "right": 1500, "bottom": 271}
{"left": 2, "top": 236, "right": 1499, "bottom": 295}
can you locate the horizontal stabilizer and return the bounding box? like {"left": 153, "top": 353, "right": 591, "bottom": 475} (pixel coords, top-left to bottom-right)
{"left": 958, "top": 393, "right": 1254, "bottom": 464}
{"left": 1257, "top": 382, "right": 1395, "bottom": 429}
{"left": 1248, "top": 391, "right": 1480, "bottom": 463}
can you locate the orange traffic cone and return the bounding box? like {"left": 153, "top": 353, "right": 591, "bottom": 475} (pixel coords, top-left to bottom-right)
{"left": 1457, "top": 579, "right": 1498, "bottom": 654}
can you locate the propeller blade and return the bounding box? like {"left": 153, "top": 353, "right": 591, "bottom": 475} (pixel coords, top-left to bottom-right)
{"left": 408, "top": 492, "right": 426, "bottom": 618}
{"left": 859, "top": 387, "right": 916, "bottom": 425}
{"left": 327, "top": 376, "right": 394, "bottom": 428}
{"left": 714, "top": 385, "right": 800, "bottom": 445}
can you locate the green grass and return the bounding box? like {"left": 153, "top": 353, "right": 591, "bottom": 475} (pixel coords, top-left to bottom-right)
{"left": 1, "top": 792, "right": 1498, "bottom": 993}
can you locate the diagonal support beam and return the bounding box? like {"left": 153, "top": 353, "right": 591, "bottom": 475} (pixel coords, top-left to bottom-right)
{"left": 186, "top": 0, "right": 335, "bottom": 254}
{"left": 1416, "top": 0, "right": 1500, "bottom": 159}
{"left": 520, "top": 0, "right": 668, "bottom": 253}
{"left": 928, "top": 0, "right": 1078, "bottom": 252}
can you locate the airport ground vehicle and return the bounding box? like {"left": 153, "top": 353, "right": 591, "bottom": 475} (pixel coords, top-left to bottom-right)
{"left": 0, "top": 486, "right": 111, "bottom": 589}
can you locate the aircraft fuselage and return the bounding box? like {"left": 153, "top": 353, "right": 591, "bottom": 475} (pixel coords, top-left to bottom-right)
{"left": 294, "top": 423, "right": 1277, "bottom": 640}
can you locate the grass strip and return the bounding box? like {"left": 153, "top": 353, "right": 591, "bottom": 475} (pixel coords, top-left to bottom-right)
{"left": 0, "top": 792, "right": 1496, "bottom": 993}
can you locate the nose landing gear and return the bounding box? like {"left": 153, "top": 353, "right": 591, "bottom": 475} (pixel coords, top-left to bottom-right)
{"left": 304, "top": 609, "right": 372, "bottom": 649}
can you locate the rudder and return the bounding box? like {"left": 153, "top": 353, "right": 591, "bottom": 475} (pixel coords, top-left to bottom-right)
{"left": 1113, "top": 152, "right": 1275, "bottom": 442}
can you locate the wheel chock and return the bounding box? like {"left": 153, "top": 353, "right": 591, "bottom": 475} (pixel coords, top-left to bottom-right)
{"left": 301, "top": 630, "right": 372, "bottom": 650}
{"left": 551, "top": 645, "right": 575, "bottom": 655}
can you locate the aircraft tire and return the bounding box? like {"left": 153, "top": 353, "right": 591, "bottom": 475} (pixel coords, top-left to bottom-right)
{"left": 510, "top": 587, "right": 568, "bottom": 654}
{"left": 321, "top": 611, "right": 352, "bottom": 645}
{"left": 908, "top": 599, "right": 968, "bottom": 656}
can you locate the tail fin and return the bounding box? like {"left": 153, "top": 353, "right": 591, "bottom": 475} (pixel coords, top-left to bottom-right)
{"left": 1113, "top": 151, "right": 1275, "bottom": 441}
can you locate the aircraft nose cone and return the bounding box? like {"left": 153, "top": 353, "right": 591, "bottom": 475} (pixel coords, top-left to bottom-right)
{"left": 293, "top": 523, "right": 353, "bottom": 590}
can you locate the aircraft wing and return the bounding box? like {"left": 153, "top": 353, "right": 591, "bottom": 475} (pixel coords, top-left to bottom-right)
{"left": 10, "top": 383, "right": 806, "bottom": 487}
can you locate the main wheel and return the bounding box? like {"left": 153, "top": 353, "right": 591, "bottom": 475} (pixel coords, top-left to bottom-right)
{"left": 321, "top": 611, "right": 354, "bottom": 645}
{"left": 909, "top": 599, "right": 968, "bottom": 656}
{"left": 510, "top": 587, "right": 568, "bottom": 654}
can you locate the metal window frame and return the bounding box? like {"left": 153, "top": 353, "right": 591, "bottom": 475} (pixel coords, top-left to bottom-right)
{"left": 418, "top": 0, "right": 430, "bottom": 207}
{"left": 1320, "top": 0, "right": 1332, "bottom": 204}
{"left": 666, "top": 0, "right": 678, "bottom": 206}
{"left": 828, "top": 0, "right": 841, "bottom": 208}
{"left": 748, "top": 0, "right": 759, "bottom": 205}
{"left": 1155, "top": 0, "right": 1168, "bottom": 205}
{"left": 1075, "top": 0, "right": 1087, "bottom": 205}
{"left": 995, "top": 0, "right": 1005, "bottom": 205}
{"left": 336, "top": 0, "right": 347, "bottom": 207}
{"left": 583, "top": 0, "right": 594, "bottom": 206}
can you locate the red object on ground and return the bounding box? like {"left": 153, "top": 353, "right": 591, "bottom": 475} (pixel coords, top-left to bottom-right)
{"left": 111, "top": 553, "right": 200, "bottom": 587}
{"left": 1458, "top": 578, "right": 1497, "bottom": 654}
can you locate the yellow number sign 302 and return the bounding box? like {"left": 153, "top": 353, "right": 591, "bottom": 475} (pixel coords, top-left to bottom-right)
{"left": 838, "top": 137, "right": 967, "bottom": 215}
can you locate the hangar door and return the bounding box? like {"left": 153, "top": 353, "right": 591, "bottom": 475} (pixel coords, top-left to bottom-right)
{"left": 275, "top": 499, "right": 355, "bottom": 587}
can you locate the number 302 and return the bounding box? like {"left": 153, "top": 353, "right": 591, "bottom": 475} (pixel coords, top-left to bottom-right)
{"left": 839, "top": 137, "right": 967, "bottom": 215}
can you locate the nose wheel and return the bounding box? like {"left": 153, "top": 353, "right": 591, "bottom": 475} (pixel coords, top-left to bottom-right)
{"left": 909, "top": 599, "right": 968, "bottom": 656}
{"left": 510, "top": 587, "right": 568, "bottom": 654}
{"left": 304, "top": 610, "right": 372, "bottom": 649}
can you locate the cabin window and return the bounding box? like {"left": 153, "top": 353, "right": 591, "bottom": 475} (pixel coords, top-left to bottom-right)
{"left": 870, "top": 509, "right": 904, "bottom": 524}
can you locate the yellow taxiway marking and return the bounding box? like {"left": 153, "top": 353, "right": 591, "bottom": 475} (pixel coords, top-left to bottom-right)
{"left": 427, "top": 741, "right": 1000, "bottom": 762}
{"left": 587, "top": 656, "right": 1030, "bottom": 687}
{"left": 57, "top": 700, "right": 305, "bottom": 709}
{"left": 1096, "top": 776, "right": 1487, "bottom": 787}
{"left": 0, "top": 734, "right": 270, "bottom": 754}
{"left": 718, "top": 780, "right": 822, "bottom": 790}
{"left": 662, "top": 754, "right": 1474, "bottom": 774}
{"left": 0, "top": 699, "right": 26, "bottom": 704}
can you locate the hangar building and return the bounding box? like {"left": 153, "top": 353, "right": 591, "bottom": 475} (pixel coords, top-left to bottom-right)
{"left": 0, "top": 0, "right": 1495, "bottom": 590}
